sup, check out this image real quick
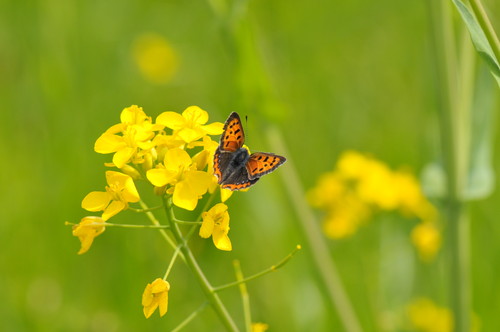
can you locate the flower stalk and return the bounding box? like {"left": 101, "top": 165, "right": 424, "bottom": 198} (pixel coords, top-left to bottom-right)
{"left": 162, "top": 196, "right": 239, "bottom": 332}
{"left": 214, "top": 245, "right": 301, "bottom": 293}
{"left": 430, "top": 1, "right": 474, "bottom": 330}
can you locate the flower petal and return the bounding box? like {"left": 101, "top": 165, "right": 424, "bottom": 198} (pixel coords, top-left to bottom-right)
{"left": 113, "top": 147, "right": 136, "bottom": 168}
{"left": 176, "top": 127, "right": 205, "bottom": 143}
{"left": 182, "top": 106, "right": 208, "bottom": 125}
{"left": 120, "top": 105, "right": 147, "bottom": 125}
{"left": 158, "top": 291, "right": 168, "bottom": 317}
{"left": 201, "top": 122, "right": 224, "bottom": 135}
{"left": 82, "top": 191, "right": 112, "bottom": 211}
{"left": 184, "top": 171, "right": 212, "bottom": 196}
{"left": 147, "top": 168, "right": 176, "bottom": 187}
{"left": 156, "top": 111, "right": 185, "bottom": 130}
{"left": 199, "top": 212, "right": 214, "bottom": 238}
{"left": 220, "top": 188, "right": 233, "bottom": 202}
{"left": 122, "top": 177, "right": 140, "bottom": 202}
{"left": 94, "top": 133, "right": 126, "bottom": 154}
{"left": 213, "top": 233, "right": 232, "bottom": 251}
{"left": 102, "top": 200, "right": 126, "bottom": 221}
{"left": 173, "top": 181, "right": 198, "bottom": 211}
{"left": 164, "top": 148, "right": 192, "bottom": 170}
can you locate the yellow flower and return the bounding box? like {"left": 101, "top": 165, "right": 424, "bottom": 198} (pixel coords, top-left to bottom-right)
{"left": 156, "top": 106, "right": 223, "bottom": 143}
{"left": 142, "top": 278, "right": 170, "bottom": 318}
{"left": 82, "top": 171, "right": 140, "bottom": 221}
{"left": 322, "top": 194, "right": 371, "bottom": 239}
{"left": 94, "top": 105, "right": 162, "bottom": 168}
{"left": 71, "top": 216, "right": 105, "bottom": 254}
{"left": 407, "top": 298, "right": 453, "bottom": 332}
{"left": 306, "top": 172, "right": 344, "bottom": 209}
{"left": 199, "top": 203, "right": 232, "bottom": 251}
{"left": 252, "top": 322, "right": 269, "bottom": 332}
{"left": 411, "top": 222, "right": 442, "bottom": 262}
{"left": 147, "top": 148, "right": 212, "bottom": 210}
{"left": 133, "top": 33, "right": 179, "bottom": 85}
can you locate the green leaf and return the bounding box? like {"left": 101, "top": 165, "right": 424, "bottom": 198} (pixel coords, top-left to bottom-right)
{"left": 464, "top": 65, "right": 497, "bottom": 200}
{"left": 452, "top": 0, "right": 500, "bottom": 86}
{"left": 422, "top": 66, "right": 497, "bottom": 201}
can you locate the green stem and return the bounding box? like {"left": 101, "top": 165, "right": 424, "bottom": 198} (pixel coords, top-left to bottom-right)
{"left": 65, "top": 221, "right": 170, "bottom": 229}
{"left": 233, "top": 260, "right": 252, "bottom": 332}
{"left": 214, "top": 245, "right": 301, "bottom": 293}
{"left": 164, "top": 245, "right": 182, "bottom": 280}
{"left": 431, "top": 1, "right": 471, "bottom": 331}
{"left": 162, "top": 196, "right": 239, "bottom": 332}
{"left": 266, "top": 126, "right": 363, "bottom": 332}
{"left": 128, "top": 205, "right": 163, "bottom": 213}
{"left": 138, "top": 200, "right": 185, "bottom": 262}
{"left": 468, "top": 0, "right": 500, "bottom": 64}
{"left": 171, "top": 302, "right": 209, "bottom": 332}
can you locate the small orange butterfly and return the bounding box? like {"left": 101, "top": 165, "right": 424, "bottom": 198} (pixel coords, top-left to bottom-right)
{"left": 214, "top": 112, "right": 286, "bottom": 191}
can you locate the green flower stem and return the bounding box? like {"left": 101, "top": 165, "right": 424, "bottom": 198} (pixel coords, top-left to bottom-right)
{"left": 266, "top": 126, "right": 363, "bottom": 332}
{"left": 139, "top": 200, "right": 186, "bottom": 262}
{"left": 162, "top": 196, "right": 239, "bottom": 332}
{"left": 214, "top": 245, "right": 301, "bottom": 293}
{"left": 233, "top": 260, "right": 252, "bottom": 332}
{"left": 171, "top": 302, "right": 209, "bottom": 332}
{"left": 468, "top": 0, "right": 500, "bottom": 64}
{"left": 164, "top": 244, "right": 182, "bottom": 280}
{"left": 173, "top": 219, "right": 203, "bottom": 225}
{"left": 431, "top": 1, "right": 471, "bottom": 331}
{"left": 65, "top": 221, "right": 170, "bottom": 229}
{"left": 128, "top": 205, "right": 163, "bottom": 213}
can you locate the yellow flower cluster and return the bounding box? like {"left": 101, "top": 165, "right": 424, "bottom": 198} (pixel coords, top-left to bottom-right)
{"left": 70, "top": 105, "right": 235, "bottom": 255}
{"left": 307, "top": 151, "right": 441, "bottom": 261}
{"left": 407, "top": 298, "right": 453, "bottom": 332}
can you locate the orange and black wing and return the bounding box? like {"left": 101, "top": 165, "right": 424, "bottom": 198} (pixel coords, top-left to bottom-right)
{"left": 246, "top": 152, "right": 286, "bottom": 180}
{"left": 219, "top": 112, "right": 245, "bottom": 152}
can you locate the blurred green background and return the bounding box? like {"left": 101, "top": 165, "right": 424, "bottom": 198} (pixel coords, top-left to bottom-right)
{"left": 1, "top": 0, "right": 499, "bottom": 331}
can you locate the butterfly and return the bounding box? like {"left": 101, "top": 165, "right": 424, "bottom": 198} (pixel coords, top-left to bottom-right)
{"left": 213, "top": 112, "right": 286, "bottom": 191}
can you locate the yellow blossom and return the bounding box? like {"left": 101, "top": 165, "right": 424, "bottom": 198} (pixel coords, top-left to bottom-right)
{"left": 411, "top": 222, "right": 442, "bottom": 262}
{"left": 252, "top": 322, "right": 269, "bottom": 332}
{"left": 71, "top": 216, "right": 105, "bottom": 254}
{"left": 82, "top": 171, "right": 140, "bottom": 221}
{"left": 306, "top": 172, "right": 344, "bottom": 209}
{"left": 142, "top": 278, "right": 170, "bottom": 318}
{"left": 308, "top": 150, "right": 441, "bottom": 261}
{"left": 94, "top": 105, "right": 162, "bottom": 168}
{"left": 146, "top": 148, "right": 212, "bottom": 210}
{"left": 200, "top": 203, "right": 232, "bottom": 251}
{"left": 133, "top": 33, "right": 179, "bottom": 85}
{"left": 156, "top": 106, "right": 223, "bottom": 143}
{"left": 407, "top": 298, "right": 453, "bottom": 332}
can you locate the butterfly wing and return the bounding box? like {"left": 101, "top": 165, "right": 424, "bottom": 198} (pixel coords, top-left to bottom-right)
{"left": 213, "top": 149, "right": 231, "bottom": 182}
{"left": 221, "top": 168, "right": 259, "bottom": 191}
{"left": 246, "top": 152, "right": 286, "bottom": 180}
{"left": 219, "top": 112, "right": 245, "bottom": 152}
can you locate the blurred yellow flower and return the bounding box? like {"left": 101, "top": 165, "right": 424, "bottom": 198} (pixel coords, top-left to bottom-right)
{"left": 71, "top": 216, "right": 105, "bottom": 254}
{"left": 94, "top": 105, "right": 162, "bottom": 168}
{"left": 407, "top": 298, "right": 453, "bottom": 332}
{"left": 200, "top": 203, "right": 232, "bottom": 251}
{"left": 133, "top": 33, "right": 179, "bottom": 84}
{"left": 156, "top": 106, "right": 223, "bottom": 143}
{"left": 142, "top": 278, "right": 170, "bottom": 318}
{"left": 82, "top": 171, "right": 140, "bottom": 221}
{"left": 252, "top": 322, "right": 269, "bottom": 332}
{"left": 146, "top": 148, "right": 213, "bottom": 210}
{"left": 411, "top": 222, "right": 442, "bottom": 262}
{"left": 308, "top": 150, "right": 442, "bottom": 261}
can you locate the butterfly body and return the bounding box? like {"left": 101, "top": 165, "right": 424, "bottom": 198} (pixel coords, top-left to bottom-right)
{"left": 214, "top": 112, "right": 286, "bottom": 191}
